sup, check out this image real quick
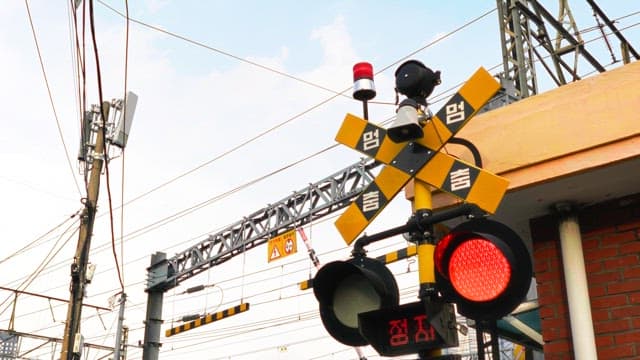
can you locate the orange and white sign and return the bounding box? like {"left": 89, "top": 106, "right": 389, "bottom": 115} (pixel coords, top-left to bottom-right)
{"left": 267, "top": 229, "right": 297, "bottom": 262}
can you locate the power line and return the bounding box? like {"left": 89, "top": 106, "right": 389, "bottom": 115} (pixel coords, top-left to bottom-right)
{"left": 116, "top": 0, "right": 131, "bottom": 291}
{"left": 8, "top": 8, "right": 638, "bottom": 305}
{"left": 89, "top": 12, "right": 640, "bottom": 258}
{"left": 0, "top": 221, "right": 79, "bottom": 317}
{"left": 77, "top": 5, "right": 502, "bottom": 216}
{"left": 96, "top": 0, "right": 353, "bottom": 100}
{"left": 2, "top": 143, "right": 340, "bottom": 289}
{"left": 11, "top": 5, "right": 640, "bottom": 358}
{"left": 88, "top": 0, "right": 124, "bottom": 292}
{"left": 6, "top": 217, "right": 409, "bottom": 333}
{"left": 24, "top": 0, "right": 83, "bottom": 197}
{"left": 0, "top": 210, "right": 80, "bottom": 265}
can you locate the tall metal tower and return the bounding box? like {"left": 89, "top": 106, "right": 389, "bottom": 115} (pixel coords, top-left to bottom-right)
{"left": 495, "top": 0, "right": 639, "bottom": 102}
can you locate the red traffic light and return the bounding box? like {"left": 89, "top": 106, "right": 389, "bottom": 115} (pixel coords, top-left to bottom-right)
{"left": 313, "top": 256, "right": 399, "bottom": 346}
{"left": 434, "top": 219, "right": 532, "bottom": 321}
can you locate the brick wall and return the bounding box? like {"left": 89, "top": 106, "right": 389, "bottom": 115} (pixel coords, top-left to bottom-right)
{"left": 530, "top": 193, "right": 640, "bottom": 360}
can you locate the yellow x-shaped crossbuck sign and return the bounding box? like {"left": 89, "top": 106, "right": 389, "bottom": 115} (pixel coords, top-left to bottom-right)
{"left": 334, "top": 67, "right": 509, "bottom": 245}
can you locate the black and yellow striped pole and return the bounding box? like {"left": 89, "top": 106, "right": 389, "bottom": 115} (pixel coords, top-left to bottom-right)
{"left": 410, "top": 179, "right": 443, "bottom": 359}
{"left": 412, "top": 179, "right": 437, "bottom": 296}
{"left": 165, "top": 303, "right": 250, "bottom": 337}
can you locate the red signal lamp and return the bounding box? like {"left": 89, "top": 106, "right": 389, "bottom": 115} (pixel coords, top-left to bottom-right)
{"left": 434, "top": 218, "right": 532, "bottom": 321}
{"left": 352, "top": 62, "right": 376, "bottom": 101}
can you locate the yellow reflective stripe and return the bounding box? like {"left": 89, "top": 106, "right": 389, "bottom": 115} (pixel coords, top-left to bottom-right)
{"left": 419, "top": 67, "right": 500, "bottom": 150}
{"left": 465, "top": 171, "right": 510, "bottom": 213}
{"left": 335, "top": 113, "right": 367, "bottom": 149}
{"left": 375, "top": 166, "right": 411, "bottom": 199}
{"left": 375, "top": 245, "right": 418, "bottom": 264}
{"left": 419, "top": 115, "right": 453, "bottom": 150}
{"left": 415, "top": 152, "right": 454, "bottom": 187}
{"left": 165, "top": 303, "right": 250, "bottom": 337}
{"left": 299, "top": 279, "right": 312, "bottom": 290}
{"left": 375, "top": 134, "right": 405, "bottom": 164}
{"left": 415, "top": 152, "right": 508, "bottom": 214}
{"left": 418, "top": 243, "right": 436, "bottom": 284}
{"left": 335, "top": 203, "right": 370, "bottom": 245}
{"left": 385, "top": 252, "right": 399, "bottom": 263}
{"left": 458, "top": 67, "right": 501, "bottom": 109}
{"left": 407, "top": 245, "right": 418, "bottom": 257}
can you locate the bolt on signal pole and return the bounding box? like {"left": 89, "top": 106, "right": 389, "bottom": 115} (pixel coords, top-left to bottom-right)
{"left": 60, "top": 102, "right": 110, "bottom": 360}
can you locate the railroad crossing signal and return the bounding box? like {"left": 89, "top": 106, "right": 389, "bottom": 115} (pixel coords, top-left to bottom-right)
{"left": 334, "top": 67, "right": 508, "bottom": 245}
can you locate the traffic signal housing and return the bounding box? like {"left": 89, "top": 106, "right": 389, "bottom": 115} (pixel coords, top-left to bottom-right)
{"left": 434, "top": 218, "right": 533, "bottom": 321}
{"left": 313, "top": 256, "right": 399, "bottom": 346}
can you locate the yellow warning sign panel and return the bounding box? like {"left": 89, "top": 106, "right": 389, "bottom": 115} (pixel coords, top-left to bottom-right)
{"left": 267, "top": 229, "right": 297, "bottom": 262}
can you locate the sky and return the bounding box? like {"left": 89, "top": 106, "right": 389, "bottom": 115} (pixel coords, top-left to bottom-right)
{"left": 0, "top": 1, "right": 638, "bottom": 359}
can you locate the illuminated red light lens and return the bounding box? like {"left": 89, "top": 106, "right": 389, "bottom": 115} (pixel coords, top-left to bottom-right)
{"left": 448, "top": 239, "right": 511, "bottom": 302}
{"left": 353, "top": 62, "right": 374, "bottom": 81}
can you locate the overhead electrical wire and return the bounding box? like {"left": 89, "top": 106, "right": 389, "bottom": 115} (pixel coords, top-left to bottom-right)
{"left": 12, "top": 113, "right": 394, "bottom": 288}
{"left": 128, "top": 272, "right": 421, "bottom": 359}
{"left": 23, "top": 0, "right": 83, "bottom": 197}
{"left": 11, "top": 4, "right": 639, "bottom": 274}
{"left": 4, "top": 0, "right": 490, "bottom": 293}
{"left": 66, "top": 0, "right": 84, "bottom": 159}
{"left": 117, "top": 144, "right": 339, "bottom": 242}
{"left": 81, "top": 4, "right": 501, "bottom": 215}
{"left": 136, "top": 19, "right": 640, "bottom": 358}
{"left": 149, "top": 16, "right": 640, "bottom": 356}
{"left": 9, "top": 16, "right": 639, "bottom": 314}
{"left": 95, "top": 0, "right": 353, "bottom": 100}
{"left": 4, "top": 143, "right": 341, "bottom": 288}
{"left": 88, "top": 0, "right": 125, "bottom": 291}
{"left": 10, "top": 221, "right": 409, "bottom": 332}
{"left": 11, "top": 4, "right": 640, "bottom": 354}
{"left": 0, "top": 210, "right": 80, "bottom": 265}
{"left": 118, "top": 0, "right": 131, "bottom": 289}
{"left": 0, "top": 221, "right": 79, "bottom": 317}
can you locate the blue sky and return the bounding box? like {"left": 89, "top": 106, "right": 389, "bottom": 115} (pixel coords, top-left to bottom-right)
{"left": 0, "top": 1, "right": 638, "bottom": 359}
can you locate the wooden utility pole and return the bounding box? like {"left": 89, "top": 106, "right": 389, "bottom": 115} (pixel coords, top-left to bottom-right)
{"left": 60, "top": 102, "right": 109, "bottom": 360}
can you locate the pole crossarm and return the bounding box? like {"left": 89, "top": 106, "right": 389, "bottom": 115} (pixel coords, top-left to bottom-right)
{"left": 1, "top": 329, "right": 115, "bottom": 352}
{"left": 146, "top": 158, "right": 380, "bottom": 291}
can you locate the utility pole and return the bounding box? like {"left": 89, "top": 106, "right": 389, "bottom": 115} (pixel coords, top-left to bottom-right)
{"left": 60, "top": 102, "right": 109, "bottom": 360}
{"left": 113, "top": 293, "right": 127, "bottom": 360}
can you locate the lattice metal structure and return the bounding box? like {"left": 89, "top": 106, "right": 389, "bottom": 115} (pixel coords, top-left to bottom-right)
{"left": 146, "top": 158, "right": 380, "bottom": 291}
{"left": 495, "top": 0, "right": 638, "bottom": 102}
{"left": 497, "top": 0, "right": 539, "bottom": 99}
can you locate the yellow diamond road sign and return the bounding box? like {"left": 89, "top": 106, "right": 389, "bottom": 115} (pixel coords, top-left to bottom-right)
{"left": 335, "top": 67, "right": 509, "bottom": 245}
{"left": 268, "top": 229, "right": 297, "bottom": 262}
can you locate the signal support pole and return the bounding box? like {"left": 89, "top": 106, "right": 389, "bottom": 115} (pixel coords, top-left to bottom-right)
{"left": 60, "top": 102, "right": 110, "bottom": 360}
{"left": 411, "top": 180, "right": 442, "bottom": 360}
